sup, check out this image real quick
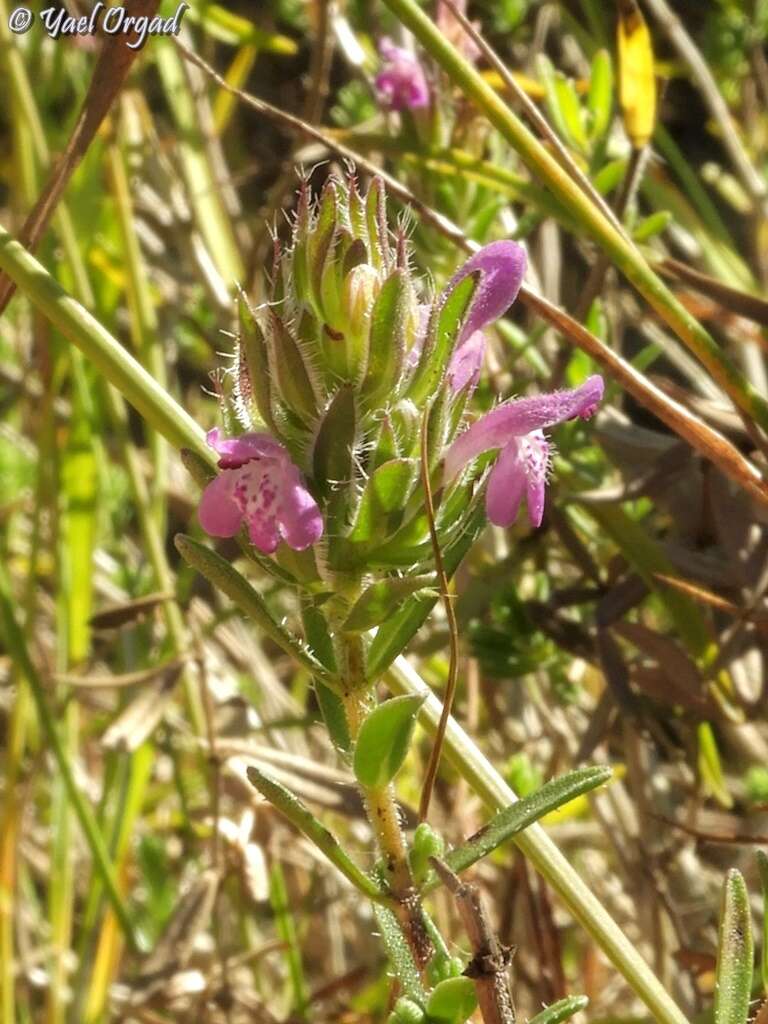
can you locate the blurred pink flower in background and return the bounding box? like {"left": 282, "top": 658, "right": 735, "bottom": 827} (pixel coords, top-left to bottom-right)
{"left": 375, "top": 37, "right": 430, "bottom": 111}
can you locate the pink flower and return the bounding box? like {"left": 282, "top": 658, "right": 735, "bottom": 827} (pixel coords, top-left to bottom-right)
{"left": 444, "top": 376, "right": 604, "bottom": 527}
{"left": 198, "top": 429, "right": 323, "bottom": 554}
{"left": 444, "top": 241, "right": 527, "bottom": 394}
{"left": 375, "top": 37, "right": 430, "bottom": 111}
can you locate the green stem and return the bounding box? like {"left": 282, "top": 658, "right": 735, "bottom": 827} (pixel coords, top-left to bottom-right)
{"left": 339, "top": 635, "right": 432, "bottom": 966}
{"left": 387, "top": 656, "right": 689, "bottom": 1024}
{"left": 382, "top": 0, "right": 768, "bottom": 434}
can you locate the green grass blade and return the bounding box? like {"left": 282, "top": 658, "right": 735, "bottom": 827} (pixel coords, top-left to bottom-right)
{"left": 0, "top": 562, "right": 138, "bottom": 951}
{"left": 0, "top": 225, "right": 211, "bottom": 463}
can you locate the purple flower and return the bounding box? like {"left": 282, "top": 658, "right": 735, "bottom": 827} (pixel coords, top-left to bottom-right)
{"left": 444, "top": 241, "right": 527, "bottom": 394}
{"left": 198, "top": 429, "right": 323, "bottom": 554}
{"left": 406, "top": 241, "right": 527, "bottom": 388}
{"left": 375, "top": 37, "right": 430, "bottom": 111}
{"left": 444, "top": 376, "right": 604, "bottom": 528}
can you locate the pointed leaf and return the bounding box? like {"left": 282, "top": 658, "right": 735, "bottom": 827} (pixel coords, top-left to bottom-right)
{"left": 239, "top": 292, "right": 277, "bottom": 432}
{"left": 714, "top": 869, "right": 753, "bottom": 1024}
{"left": 588, "top": 49, "right": 614, "bottom": 144}
{"left": 367, "top": 496, "right": 486, "bottom": 681}
{"left": 431, "top": 766, "right": 612, "bottom": 886}
{"left": 366, "top": 177, "right": 391, "bottom": 272}
{"left": 342, "top": 575, "right": 437, "bottom": 632}
{"left": 632, "top": 210, "right": 672, "bottom": 242}
{"left": 553, "top": 71, "right": 588, "bottom": 153}
{"left": 353, "top": 694, "right": 426, "bottom": 789}
{"left": 301, "top": 602, "right": 351, "bottom": 753}
{"left": 362, "top": 268, "right": 410, "bottom": 405}
{"left": 348, "top": 458, "right": 418, "bottom": 545}
{"left": 174, "top": 534, "right": 335, "bottom": 686}
{"left": 374, "top": 903, "right": 426, "bottom": 1002}
{"left": 312, "top": 385, "right": 357, "bottom": 497}
{"left": 267, "top": 313, "right": 318, "bottom": 423}
{"left": 408, "top": 274, "right": 478, "bottom": 404}
{"left": 247, "top": 767, "right": 383, "bottom": 900}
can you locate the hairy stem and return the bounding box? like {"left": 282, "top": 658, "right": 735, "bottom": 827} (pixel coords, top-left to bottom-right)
{"left": 338, "top": 634, "right": 432, "bottom": 966}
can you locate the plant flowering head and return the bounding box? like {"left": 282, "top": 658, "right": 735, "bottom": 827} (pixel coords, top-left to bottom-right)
{"left": 200, "top": 173, "right": 588, "bottom": 589}
{"left": 375, "top": 37, "right": 430, "bottom": 111}
{"left": 444, "top": 375, "right": 604, "bottom": 527}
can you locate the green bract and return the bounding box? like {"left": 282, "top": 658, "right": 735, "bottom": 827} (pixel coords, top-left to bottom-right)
{"left": 230, "top": 174, "right": 491, "bottom": 588}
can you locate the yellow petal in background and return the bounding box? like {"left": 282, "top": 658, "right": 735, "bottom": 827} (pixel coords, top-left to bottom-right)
{"left": 617, "top": 0, "right": 657, "bottom": 148}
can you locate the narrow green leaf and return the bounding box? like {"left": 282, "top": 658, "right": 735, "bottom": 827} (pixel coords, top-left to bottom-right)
{"left": 353, "top": 695, "right": 426, "bottom": 789}
{"left": 714, "top": 869, "right": 753, "bottom": 1024}
{"left": 342, "top": 575, "right": 437, "bottom": 632}
{"left": 366, "top": 177, "right": 391, "bottom": 272}
{"left": 187, "top": 3, "right": 297, "bottom": 52}
{"left": 528, "top": 995, "right": 590, "bottom": 1024}
{"left": 362, "top": 268, "right": 409, "bottom": 405}
{"left": 347, "top": 458, "right": 418, "bottom": 545}
{"left": 756, "top": 851, "right": 768, "bottom": 995}
{"left": 408, "top": 274, "right": 478, "bottom": 405}
{"left": 632, "top": 209, "right": 673, "bottom": 242}
{"left": 426, "top": 977, "right": 477, "bottom": 1023}
{"left": 429, "top": 766, "right": 612, "bottom": 886}
{"left": 269, "top": 862, "right": 309, "bottom": 1019}
{"left": 374, "top": 903, "right": 426, "bottom": 1003}
{"left": 537, "top": 54, "right": 573, "bottom": 148}
{"left": 174, "top": 534, "right": 336, "bottom": 687}
{"left": 554, "top": 71, "right": 589, "bottom": 153}
{"left": 315, "top": 682, "right": 352, "bottom": 754}
{"left": 267, "top": 313, "right": 318, "bottom": 424}
{"left": 300, "top": 602, "right": 350, "bottom": 752}
{"left": 247, "top": 767, "right": 383, "bottom": 900}
{"left": 312, "top": 385, "right": 357, "bottom": 496}
{"left": 698, "top": 722, "right": 733, "bottom": 809}
{"left": 587, "top": 49, "right": 614, "bottom": 144}
{"left": 239, "top": 293, "right": 277, "bottom": 433}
